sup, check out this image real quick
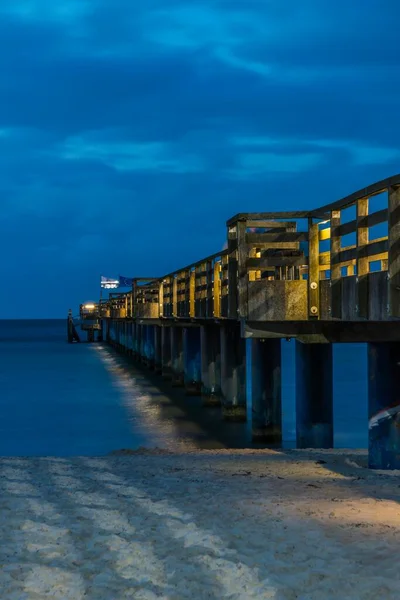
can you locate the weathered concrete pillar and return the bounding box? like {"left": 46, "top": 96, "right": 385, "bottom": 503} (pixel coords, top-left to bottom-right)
{"left": 154, "top": 325, "right": 162, "bottom": 374}
{"left": 139, "top": 324, "right": 145, "bottom": 362}
{"left": 162, "top": 326, "right": 172, "bottom": 378}
{"left": 251, "top": 338, "right": 282, "bottom": 443}
{"left": 145, "top": 324, "right": 155, "bottom": 369}
{"left": 200, "top": 325, "right": 222, "bottom": 406}
{"left": 129, "top": 322, "right": 133, "bottom": 354}
{"left": 220, "top": 322, "right": 246, "bottom": 421}
{"left": 295, "top": 341, "right": 333, "bottom": 448}
{"left": 132, "top": 322, "right": 139, "bottom": 360}
{"left": 170, "top": 326, "right": 184, "bottom": 386}
{"left": 368, "top": 342, "right": 400, "bottom": 469}
{"left": 183, "top": 327, "right": 202, "bottom": 395}
{"left": 125, "top": 322, "right": 131, "bottom": 355}
{"left": 98, "top": 319, "right": 104, "bottom": 342}
{"left": 121, "top": 322, "right": 126, "bottom": 352}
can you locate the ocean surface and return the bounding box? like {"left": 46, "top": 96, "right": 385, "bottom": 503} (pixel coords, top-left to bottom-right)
{"left": 0, "top": 320, "right": 367, "bottom": 456}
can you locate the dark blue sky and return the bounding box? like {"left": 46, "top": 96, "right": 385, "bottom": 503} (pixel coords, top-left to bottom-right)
{"left": 1, "top": 1, "right": 399, "bottom": 317}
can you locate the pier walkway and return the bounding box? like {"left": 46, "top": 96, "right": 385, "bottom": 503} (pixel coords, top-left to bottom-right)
{"left": 74, "top": 175, "right": 400, "bottom": 469}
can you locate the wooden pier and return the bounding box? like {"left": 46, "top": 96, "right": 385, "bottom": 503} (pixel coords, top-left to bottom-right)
{"left": 73, "top": 175, "right": 400, "bottom": 469}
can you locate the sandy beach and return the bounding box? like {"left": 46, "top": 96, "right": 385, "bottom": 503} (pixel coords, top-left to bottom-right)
{"left": 0, "top": 448, "right": 399, "bottom": 599}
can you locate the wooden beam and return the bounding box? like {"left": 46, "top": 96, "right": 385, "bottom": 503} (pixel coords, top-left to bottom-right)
{"left": 213, "top": 262, "right": 221, "bottom": 317}
{"left": 246, "top": 232, "right": 308, "bottom": 244}
{"left": 227, "top": 211, "right": 311, "bottom": 226}
{"left": 330, "top": 210, "right": 342, "bottom": 318}
{"left": 237, "top": 220, "right": 248, "bottom": 318}
{"left": 356, "top": 197, "right": 369, "bottom": 319}
{"left": 336, "top": 220, "right": 357, "bottom": 237}
{"left": 245, "top": 220, "right": 297, "bottom": 229}
{"left": 308, "top": 219, "right": 320, "bottom": 318}
{"left": 246, "top": 256, "right": 306, "bottom": 269}
{"left": 389, "top": 185, "right": 400, "bottom": 316}
{"left": 358, "top": 238, "right": 388, "bottom": 259}
{"left": 358, "top": 208, "right": 388, "bottom": 229}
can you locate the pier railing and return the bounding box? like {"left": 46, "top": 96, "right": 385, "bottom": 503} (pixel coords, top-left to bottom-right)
{"left": 96, "top": 175, "right": 400, "bottom": 326}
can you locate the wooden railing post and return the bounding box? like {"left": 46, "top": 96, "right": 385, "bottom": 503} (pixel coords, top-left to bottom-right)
{"left": 308, "top": 218, "right": 320, "bottom": 319}
{"left": 357, "top": 197, "right": 369, "bottom": 319}
{"left": 389, "top": 185, "right": 400, "bottom": 317}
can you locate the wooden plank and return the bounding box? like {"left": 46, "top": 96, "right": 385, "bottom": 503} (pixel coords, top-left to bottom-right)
{"left": 389, "top": 185, "right": 400, "bottom": 316}
{"left": 358, "top": 208, "right": 388, "bottom": 229}
{"left": 308, "top": 220, "right": 320, "bottom": 318}
{"left": 341, "top": 276, "right": 357, "bottom": 320}
{"left": 172, "top": 276, "right": 178, "bottom": 317}
{"left": 331, "top": 246, "right": 356, "bottom": 265}
{"left": 337, "top": 220, "right": 356, "bottom": 236}
{"left": 319, "top": 279, "right": 331, "bottom": 319}
{"left": 356, "top": 197, "right": 369, "bottom": 319}
{"left": 158, "top": 282, "right": 164, "bottom": 317}
{"left": 227, "top": 211, "right": 311, "bottom": 226}
{"left": 237, "top": 220, "right": 248, "bottom": 318}
{"left": 246, "top": 232, "right": 308, "bottom": 244}
{"left": 330, "top": 210, "right": 341, "bottom": 318}
{"left": 247, "top": 280, "right": 308, "bottom": 321}
{"left": 213, "top": 262, "right": 221, "bottom": 317}
{"left": 227, "top": 258, "right": 238, "bottom": 319}
{"left": 245, "top": 220, "right": 296, "bottom": 229}
{"left": 369, "top": 271, "right": 389, "bottom": 320}
{"left": 189, "top": 271, "right": 195, "bottom": 318}
{"left": 246, "top": 256, "right": 306, "bottom": 269}
{"left": 358, "top": 238, "right": 388, "bottom": 259}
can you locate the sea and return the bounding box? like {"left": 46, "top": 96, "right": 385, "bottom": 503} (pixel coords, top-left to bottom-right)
{"left": 0, "top": 319, "right": 368, "bottom": 456}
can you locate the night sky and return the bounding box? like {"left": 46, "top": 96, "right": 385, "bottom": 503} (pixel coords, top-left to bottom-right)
{"left": 1, "top": 1, "right": 399, "bottom": 318}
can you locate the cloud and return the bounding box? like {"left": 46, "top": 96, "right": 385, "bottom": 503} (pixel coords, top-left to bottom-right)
{"left": 0, "top": 0, "right": 399, "bottom": 316}
{"left": 231, "top": 136, "right": 400, "bottom": 168}
{"left": 0, "top": 0, "right": 91, "bottom": 26}
{"left": 59, "top": 133, "right": 205, "bottom": 173}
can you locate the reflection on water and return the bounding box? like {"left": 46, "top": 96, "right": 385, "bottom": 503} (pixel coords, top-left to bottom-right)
{"left": 0, "top": 320, "right": 368, "bottom": 456}
{"left": 96, "top": 344, "right": 262, "bottom": 452}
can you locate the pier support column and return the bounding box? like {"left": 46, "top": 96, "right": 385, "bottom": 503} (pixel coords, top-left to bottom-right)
{"left": 251, "top": 339, "right": 282, "bottom": 443}
{"left": 121, "top": 322, "right": 127, "bottom": 353}
{"left": 295, "top": 341, "right": 333, "bottom": 449}
{"left": 145, "top": 324, "right": 155, "bottom": 369}
{"left": 154, "top": 325, "right": 162, "bottom": 374}
{"left": 98, "top": 320, "right": 104, "bottom": 343}
{"left": 200, "top": 325, "right": 222, "bottom": 406}
{"left": 220, "top": 322, "right": 246, "bottom": 421}
{"left": 129, "top": 321, "right": 134, "bottom": 356}
{"left": 183, "top": 327, "right": 202, "bottom": 395}
{"left": 116, "top": 322, "right": 121, "bottom": 350}
{"left": 161, "top": 326, "right": 172, "bottom": 379}
{"left": 368, "top": 342, "right": 400, "bottom": 469}
{"left": 132, "top": 322, "right": 139, "bottom": 361}
{"left": 139, "top": 324, "right": 145, "bottom": 363}
{"left": 170, "top": 326, "right": 184, "bottom": 387}
{"left": 105, "top": 320, "right": 110, "bottom": 343}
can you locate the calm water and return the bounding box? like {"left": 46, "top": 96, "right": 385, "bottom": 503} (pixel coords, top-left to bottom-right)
{"left": 0, "top": 320, "right": 367, "bottom": 456}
